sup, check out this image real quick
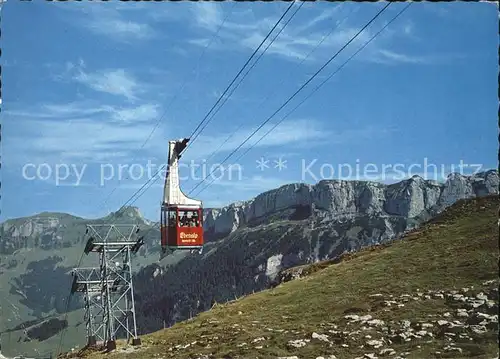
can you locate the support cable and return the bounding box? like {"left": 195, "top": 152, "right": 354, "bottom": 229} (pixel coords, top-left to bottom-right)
{"left": 96, "top": 2, "right": 237, "bottom": 213}
{"left": 194, "top": 2, "right": 413, "bottom": 197}
{"left": 195, "top": 2, "right": 353, "bottom": 178}
{"left": 186, "top": 1, "right": 297, "bottom": 146}
{"left": 189, "top": 1, "right": 305, "bottom": 148}
{"left": 105, "top": 1, "right": 298, "bottom": 213}
{"left": 188, "top": 1, "right": 393, "bottom": 196}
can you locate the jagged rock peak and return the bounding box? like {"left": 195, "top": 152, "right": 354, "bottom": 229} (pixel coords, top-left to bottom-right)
{"left": 112, "top": 206, "right": 144, "bottom": 219}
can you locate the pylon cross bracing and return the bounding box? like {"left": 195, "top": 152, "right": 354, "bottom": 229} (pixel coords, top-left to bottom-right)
{"left": 71, "top": 267, "right": 107, "bottom": 345}
{"left": 72, "top": 224, "right": 144, "bottom": 350}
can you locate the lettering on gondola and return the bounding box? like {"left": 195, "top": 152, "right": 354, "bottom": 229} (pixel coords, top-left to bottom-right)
{"left": 180, "top": 232, "right": 199, "bottom": 242}
{"left": 180, "top": 232, "right": 199, "bottom": 239}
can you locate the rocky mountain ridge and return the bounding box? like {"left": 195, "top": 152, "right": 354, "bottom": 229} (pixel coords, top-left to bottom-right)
{"left": 204, "top": 170, "right": 498, "bottom": 237}
{"left": 1, "top": 170, "right": 497, "bottom": 253}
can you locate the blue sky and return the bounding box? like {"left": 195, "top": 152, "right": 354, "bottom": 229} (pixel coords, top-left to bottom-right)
{"left": 1, "top": 1, "right": 498, "bottom": 221}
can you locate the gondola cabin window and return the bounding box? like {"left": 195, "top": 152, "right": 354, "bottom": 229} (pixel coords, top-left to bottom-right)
{"left": 178, "top": 209, "right": 201, "bottom": 227}
{"left": 167, "top": 210, "right": 177, "bottom": 227}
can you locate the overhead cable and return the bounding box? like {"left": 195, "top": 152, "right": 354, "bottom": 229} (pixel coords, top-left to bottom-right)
{"left": 194, "top": 2, "right": 413, "bottom": 197}
{"left": 197, "top": 2, "right": 353, "bottom": 176}
{"left": 109, "top": 1, "right": 299, "bottom": 212}
{"left": 186, "top": 1, "right": 298, "bottom": 147}
{"left": 188, "top": 1, "right": 393, "bottom": 195}
{"left": 96, "top": 2, "right": 237, "bottom": 213}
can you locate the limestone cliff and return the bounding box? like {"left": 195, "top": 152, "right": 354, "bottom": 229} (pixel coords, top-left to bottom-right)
{"left": 203, "top": 170, "right": 499, "bottom": 238}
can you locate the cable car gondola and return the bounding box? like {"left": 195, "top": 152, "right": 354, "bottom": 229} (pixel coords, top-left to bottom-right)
{"left": 160, "top": 138, "right": 204, "bottom": 256}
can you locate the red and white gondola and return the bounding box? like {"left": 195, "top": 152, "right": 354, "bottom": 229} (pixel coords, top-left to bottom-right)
{"left": 160, "top": 138, "right": 204, "bottom": 256}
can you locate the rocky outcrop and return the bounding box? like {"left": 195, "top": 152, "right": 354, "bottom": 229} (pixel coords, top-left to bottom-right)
{"left": 1, "top": 171, "right": 497, "bottom": 254}
{"left": 203, "top": 170, "right": 499, "bottom": 239}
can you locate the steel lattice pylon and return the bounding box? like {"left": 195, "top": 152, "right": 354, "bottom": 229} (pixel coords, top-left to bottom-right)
{"left": 73, "top": 224, "right": 144, "bottom": 351}
{"left": 70, "top": 267, "right": 107, "bottom": 345}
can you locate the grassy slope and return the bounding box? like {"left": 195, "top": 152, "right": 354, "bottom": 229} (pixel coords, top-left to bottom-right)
{"left": 67, "top": 195, "right": 499, "bottom": 359}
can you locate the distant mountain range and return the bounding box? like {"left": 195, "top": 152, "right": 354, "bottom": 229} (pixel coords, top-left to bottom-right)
{"left": 0, "top": 169, "right": 497, "bottom": 357}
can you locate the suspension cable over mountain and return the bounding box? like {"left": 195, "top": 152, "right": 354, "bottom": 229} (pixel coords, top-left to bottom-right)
{"left": 188, "top": 2, "right": 394, "bottom": 196}
{"left": 193, "top": 2, "right": 414, "bottom": 198}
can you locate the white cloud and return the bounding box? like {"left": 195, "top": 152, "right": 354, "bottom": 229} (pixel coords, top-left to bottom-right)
{"left": 86, "top": 17, "right": 154, "bottom": 41}
{"left": 368, "top": 49, "right": 465, "bottom": 66}
{"left": 56, "top": 2, "right": 438, "bottom": 68}
{"left": 185, "top": 4, "right": 381, "bottom": 63}
{"left": 55, "top": 2, "right": 463, "bottom": 68}
{"left": 4, "top": 104, "right": 326, "bottom": 168}
{"left": 188, "top": 38, "right": 211, "bottom": 48}
{"left": 4, "top": 102, "right": 110, "bottom": 119}
{"left": 52, "top": 60, "right": 154, "bottom": 102}
{"left": 42, "top": 102, "right": 112, "bottom": 118}
{"left": 111, "top": 104, "right": 160, "bottom": 123}
{"left": 57, "top": 2, "right": 156, "bottom": 42}
{"left": 192, "top": 2, "right": 223, "bottom": 32}
{"left": 4, "top": 99, "right": 329, "bottom": 169}
{"left": 294, "top": 5, "right": 342, "bottom": 33}
{"left": 3, "top": 101, "right": 169, "bottom": 166}
{"left": 3, "top": 85, "right": 392, "bottom": 197}
{"left": 181, "top": 118, "right": 332, "bottom": 162}
{"left": 372, "top": 50, "right": 430, "bottom": 64}
{"left": 5, "top": 101, "right": 160, "bottom": 124}
{"left": 184, "top": 3, "right": 456, "bottom": 68}
{"left": 403, "top": 21, "right": 414, "bottom": 36}
{"left": 72, "top": 66, "right": 141, "bottom": 101}
{"left": 4, "top": 118, "right": 160, "bottom": 164}
{"left": 178, "top": 120, "right": 393, "bottom": 175}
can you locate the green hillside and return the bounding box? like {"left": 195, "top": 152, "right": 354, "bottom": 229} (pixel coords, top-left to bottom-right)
{"left": 63, "top": 195, "right": 499, "bottom": 359}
